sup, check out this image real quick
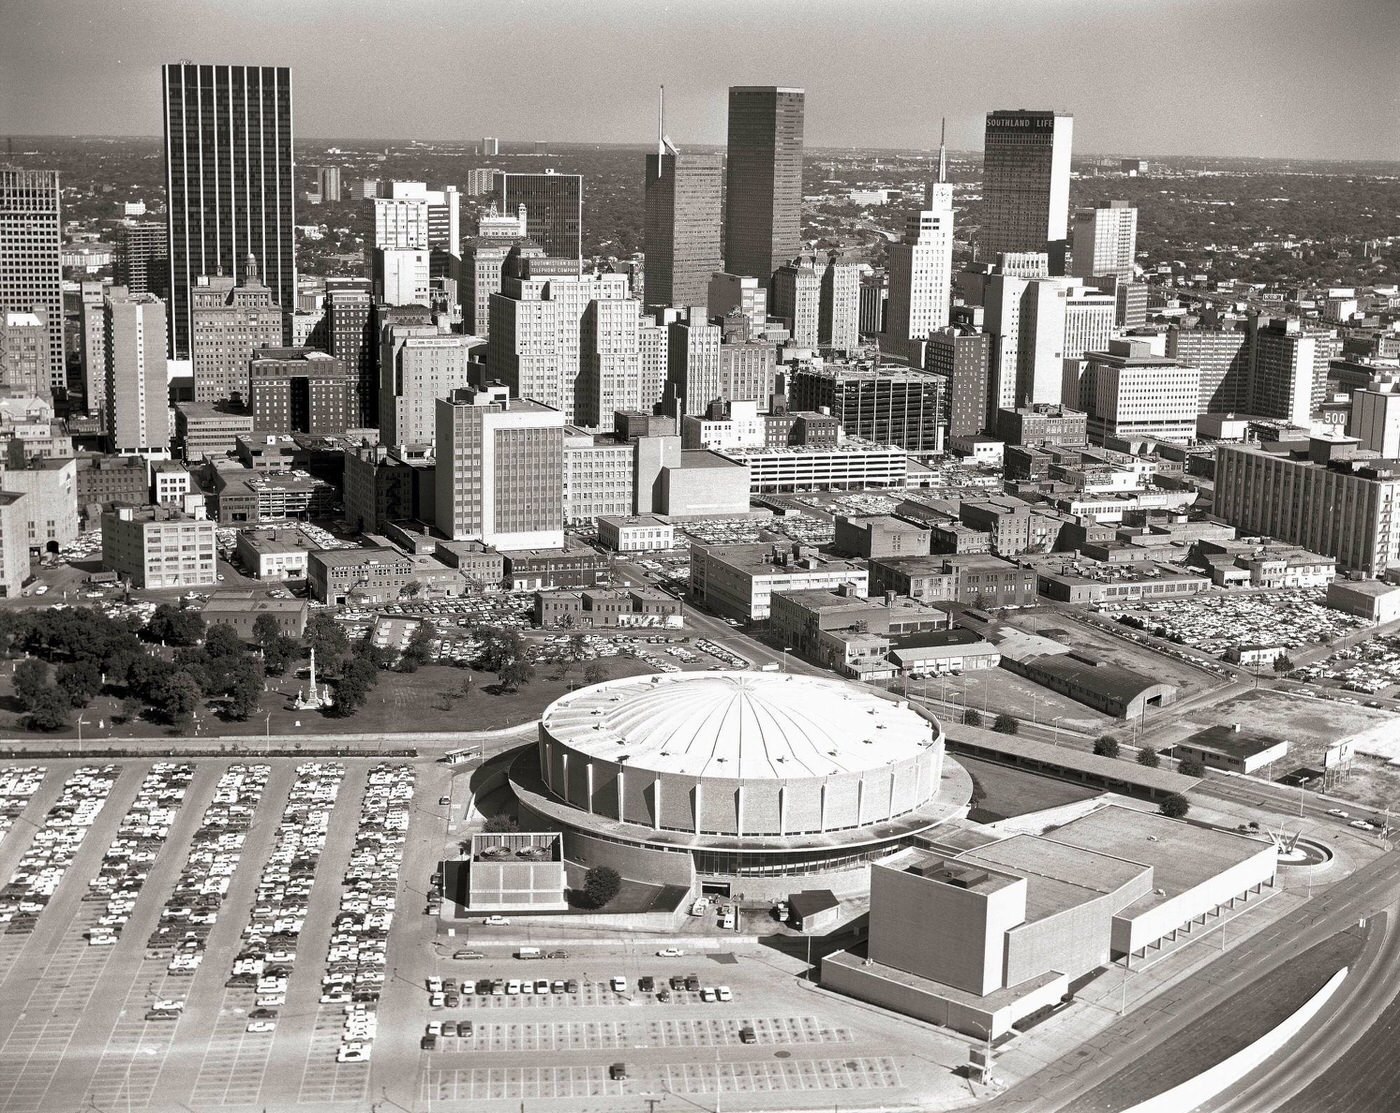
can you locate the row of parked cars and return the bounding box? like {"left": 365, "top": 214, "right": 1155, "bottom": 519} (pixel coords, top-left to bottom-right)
{"left": 322, "top": 763, "right": 414, "bottom": 1064}
{"left": 146, "top": 765, "right": 269, "bottom": 979}
{"left": 0, "top": 765, "right": 118, "bottom": 934}
{"left": 228, "top": 763, "right": 345, "bottom": 1033}
{"left": 0, "top": 766, "right": 45, "bottom": 845}
{"left": 426, "top": 972, "right": 733, "bottom": 1008}
{"left": 84, "top": 763, "right": 194, "bottom": 946}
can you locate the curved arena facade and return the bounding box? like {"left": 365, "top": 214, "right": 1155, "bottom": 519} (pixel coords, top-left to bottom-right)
{"left": 508, "top": 671, "right": 972, "bottom": 898}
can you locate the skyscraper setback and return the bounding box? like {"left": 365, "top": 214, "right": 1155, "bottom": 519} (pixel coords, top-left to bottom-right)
{"left": 981, "top": 110, "right": 1073, "bottom": 264}
{"left": 0, "top": 169, "right": 65, "bottom": 393}
{"left": 723, "top": 86, "right": 805, "bottom": 281}
{"left": 162, "top": 63, "right": 296, "bottom": 358}
{"left": 644, "top": 89, "right": 722, "bottom": 308}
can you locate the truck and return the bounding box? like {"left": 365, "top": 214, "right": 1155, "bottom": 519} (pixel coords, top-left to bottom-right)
{"left": 515, "top": 946, "right": 543, "bottom": 960}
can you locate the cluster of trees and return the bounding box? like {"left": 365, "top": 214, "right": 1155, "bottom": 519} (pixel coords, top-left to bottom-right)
{"left": 476, "top": 627, "right": 535, "bottom": 692}
{"left": 577, "top": 866, "right": 622, "bottom": 910}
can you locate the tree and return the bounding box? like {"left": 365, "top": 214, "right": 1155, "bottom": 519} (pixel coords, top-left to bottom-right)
{"left": 497, "top": 655, "right": 535, "bottom": 693}
{"left": 251, "top": 612, "right": 283, "bottom": 648}
{"left": 1159, "top": 793, "right": 1191, "bottom": 819}
{"left": 1273, "top": 654, "right": 1295, "bottom": 674}
{"left": 56, "top": 659, "right": 103, "bottom": 708}
{"left": 963, "top": 708, "right": 983, "bottom": 728}
{"left": 483, "top": 814, "right": 517, "bottom": 834}
{"left": 223, "top": 657, "right": 263, "bottom": 721}
{"left": 558, "top": 632, "right": 589, "bottom": 682}
{"left": 1093, "top": 735, "right": 1121, "bottom": 759}
{"left": 145, "top": 603, "right": 205, "bottom": 647}
{"left": 581, "top": 866, "right": 622, "bottom": 909}
{"left": 12, "top": 658, "right": 50, "bottom": 711}
{"left": 202, "top": 623, "right": 244, "bottom": 660}
{"left": 992, "top": 713, "right": 1019, "bottom": 735}
{"left": 152, "top": 670, "right": 203, "bottom": 727}
{"left": 262, "top": 634, "right": 298, "bottom": 676}
{"left": 305, "top": 611, "right": 350, "bottom": 667}
{"left": 582, "top": 661, "right": 607, "bottom": 688}
{"left": 331, "top": 653, "right": 379, "bottom": 717}
{"left": 25, "top": 686, "right": 70, "bottom": 732}
{"left": 1178, "top": 757, "right": 1207, "bottom": 778}
{"left": 398, "top": 620, "right": 436, "bottom": 673}
{"left": 1137, "top": 746, "right": 1161, "bottom": 768}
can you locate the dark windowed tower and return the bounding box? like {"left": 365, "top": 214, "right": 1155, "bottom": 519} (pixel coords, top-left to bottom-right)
{"left": 163, "top": 63, "right": 296, "bottom": 358}
{"left": 723, "top": 86, "right": 805, "bottom": 281}
{"left": 645, "top": 88, "right": 722, "bottom": 308}
{"left": 492, "top": 171, "right": 582, "bottom": 261}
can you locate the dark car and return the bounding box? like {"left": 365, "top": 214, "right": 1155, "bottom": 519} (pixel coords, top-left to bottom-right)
{"left": 443, "top": 993, "right": 460, "bottom": 1007}
{"left": 638, "top": 975, "right": 655, "bottom": 993}
{"left": 669, "top": 974, "right": 686, "bottom": 991}
{"left": 453, "top": 950, "right": 485, "bottom": 960}
{"left": 546, "top": 949, "right": 570, "bottom": 959}
{"left": 420, "top": 1035, "right": 437, "bottom": 1051}
{"left": 610, "top": 1062, "right": 628, "bottom": 1081}
{"left": 685, "top": 974, "right": 701, "bottom": 992}
{"left": 739, "top": 1026, "right": 757, "bottom": 1044}
{"left": 565, "top": 979, "right": 580, "bottom": 994}
{"left": 455, "top": 1021, "right": 473, "bottom": 1037}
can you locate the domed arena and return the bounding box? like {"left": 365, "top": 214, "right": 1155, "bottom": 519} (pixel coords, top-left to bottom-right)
{"left": 507, "top": 671, "right": 972, "bottom": 898}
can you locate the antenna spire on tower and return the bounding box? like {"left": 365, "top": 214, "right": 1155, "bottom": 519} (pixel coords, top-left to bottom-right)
{"left": 657, "top": 85, "right": 665, "bottom": 158}
{"left": 937, "top": 117, "right": 948, "bottom": 184}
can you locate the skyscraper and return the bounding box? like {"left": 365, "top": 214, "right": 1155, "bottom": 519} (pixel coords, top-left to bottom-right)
{"left": 249, "top": 348, "right": 351, "bottom": 435}
{"left": 645, "top": 89, "right": 723, "bottom": 308}
{"left": 926, "top": 324, "right": 992, "bottom": 438}
{"left": 188, "top": 253, "right": 283, "bottom": 404}
{"left": 378, "top": 326, "right": 480, "bottom": 446}
{"left": 0, "top": 310, "right": 54, "bottom": 401}
{"left": 723, "top": 86, "right": 805, "bottom": 280}
{"left": 114, "top": 221, "right": 169, "bottom": 297}
{"left": 882, "top": 127, "right": 955, "bottom": 365}
{"left": 770, "top": 259, "right": 821, "bottom": 347}
{"left": 1071, "top": 200, "right": 1138, "bottom": 283}
{"left": 324, "top": 278, "right": 376, "bottom": 427}
{"left": 492, "top": 171, "right": 582, "bottom": 260}
{"left": 435, "top": 388, "right": 565, "bottom": 550}
{"left": 981, "top": 110, "right": 1073, "bottom": 265}
{"left": 318, "top": 166, "right": 342, "bottom": 203}
{"left": 104, "top": 291, "right": 169, "bottom": 456}
{"left": 817, "top": 253, "right": 860, "bottom": 354}
{"left": 163, "top": 63, "right": 295, "bottom": 358}
{"left": 0, "top": 169, "right": 64, "bottom": 393}
{"left": 370, "top": 181, "right": 461, "bottom": 260}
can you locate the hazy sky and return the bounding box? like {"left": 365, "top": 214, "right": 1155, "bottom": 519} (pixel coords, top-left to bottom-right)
{"left": 3, "top": 0, "right": 1397, "bottom": 160}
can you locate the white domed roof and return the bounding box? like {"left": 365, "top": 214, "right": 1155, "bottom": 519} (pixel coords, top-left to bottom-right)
{"left": 542, "top": 671, "right": 936, "bottom": 780}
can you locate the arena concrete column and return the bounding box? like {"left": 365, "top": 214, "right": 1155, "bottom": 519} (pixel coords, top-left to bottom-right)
{"left": 653, "top": 775, "right": 661, "bottom": 830}
{"left": 778, "top": 785, "right": 786, "bottom": 837}
{"left": 617, "top": 768, "right": 625, "bottom": 823}
{"left": 693, "top": 781, "right": 702, "bottom": 834}
{"left": 736, "top": 784, "right": 744, "bottom": 838}
{"left": 585, "top": 761, "right": 594, "bottom": 814}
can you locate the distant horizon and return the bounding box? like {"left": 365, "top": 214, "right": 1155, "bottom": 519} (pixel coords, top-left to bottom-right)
{"left": 8, "top": 133, "right": 1400, "bottom": 168}
{"left": 3, "top": 0, "right": 1397, "bottom": 162}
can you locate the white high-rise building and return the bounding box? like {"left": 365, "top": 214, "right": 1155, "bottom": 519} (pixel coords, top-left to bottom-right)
{"left": 371, "top": 181, "right": 461, "bottom": 259}
{"left": 486, "top": 263, "right": 633, "bottom": 423}
{"left": 1081, "top": 339, "right": 1201, "bottom": 443}
{"left": 1071, "top": 200, "right": 1138, "bottom": 282}
{"left": 1062, "top": 282, "right": 1117, "bottom": 361}
{"left": 639, "top": 320, "right": 670, "bottom": 414}
{"left": 0, "top": 169, "right": 64, "bottom": 391}
{"left": 578, "top": 297, "right": 643, "bottom": 428}
{"left": 104, "top": 291, "right": 170, "bottom": 457}
{"left": 985, "top": 273, "right": 1068, "bottom": 409}
{"left": 378, "top": 326, "right": 483, "bottom": 446}
{"left": 1349, "top": 382, "right": 1400, "bottom": 457}
{"left": 882, "top": 146, "right": 955, "bottom": 366}
{"left": 770, "top": 259, "right": 821, "bottom": 348}
{"left": 372, "top": 248, "right": 432, "bottom": 306}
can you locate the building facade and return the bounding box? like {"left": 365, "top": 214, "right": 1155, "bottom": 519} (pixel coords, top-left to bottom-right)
{"left": 104, "top": 290, "right": 169, "bottom": 456}
{"left": 0, "top": 169, "right": 64, "bottom": 392}
{"left": 492, "top": 171, "right": 582, "bottom": 260}
{"left": 163, "top": 63, "right": 295, "bottom": 357}
{"left": 723, "top": 86, "right": 805, "bottom": 280}
{"left": 248, "top": 348, "right": 350, "bottom": 435}
{"left": 644, "top": 143, "right": 722, "bottom": 308}
{"left": 187, "top": 255, "right": 283, "bottom": 403}
{"left": 1070, "top": 200, "right": 1137, "bottom": 282}
{"left": 102, "top": 504, "right": 216, "bottom": 588}
{"left": 981, "top": 110, "right": 1073, "bottom": 263}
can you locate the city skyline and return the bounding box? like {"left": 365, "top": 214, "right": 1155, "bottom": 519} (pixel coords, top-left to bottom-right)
{"left": 2, "top": 0, "right": 1396, "bottom": 162}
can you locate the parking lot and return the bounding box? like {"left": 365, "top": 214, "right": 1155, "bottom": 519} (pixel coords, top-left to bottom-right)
{"left": 1112, "top": 588, "right": 1368, "bottom": 658}
{"left": 0, "top": 754, "right": 966, "bottom": 1112}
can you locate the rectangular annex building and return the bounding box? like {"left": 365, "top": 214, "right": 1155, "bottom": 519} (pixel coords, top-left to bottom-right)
{"left": 823, "top": 804, "right": 1277, "bottom": 1038}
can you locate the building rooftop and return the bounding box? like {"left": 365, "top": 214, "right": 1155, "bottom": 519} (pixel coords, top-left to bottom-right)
{"left": 542, "top": 671, "right": 936, "bottom": 781}
{"left": 959, "top": 833, "right": 1149, "bottom": 923}
{"left": 947, "top": 725, "right": 1200, "bottom": 795}
{"left": 202, "top": 595, "right": 306, "bottom": 616}
{"left": 1045, "top": 804, "right": 1270, "bottom": 912}
{"left": 1182, "top": 724, "right": 1288, "bottom": 760}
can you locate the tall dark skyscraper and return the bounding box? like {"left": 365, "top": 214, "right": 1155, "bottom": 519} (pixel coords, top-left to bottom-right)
{"left": 723, "top": 86, "right": 805, "bottom": 281}
{"left": 163, "top": 62, "right": 296, "bottom": 358}
{"left": 645, "top": 88, "right": 722, "bottom": 309}
{"left": 324, "top": 277, "right": 376, "bottom": 427}
{"left": 492, "top": 171, "right": 582, "bottom": 261}
{"left": 0, "top": 168, "right": 65, "bottom": 393}
{"left": 981, "top": 109, "right": 1074, "bottom": 264}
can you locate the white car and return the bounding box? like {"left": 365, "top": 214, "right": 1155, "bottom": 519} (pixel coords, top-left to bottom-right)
{"left": 482, "top": 915, "right": 510, "bottom": 926}
{"left": 336, "top": 1046, "right": 370, "bottom": 1063}
{"left": 246, "top": 1020, "right": 276, "bottom": 1033}
{"left": 610, "top": 976, "right": 627, "bottom": 993}
{"left": 1327, "top": 809, "right": 1349, "bottom": 818}
{"left": 716, "top": 985, "right": 732, "bottom": 1002}
{"left": 700, "top": 987, "right": 717, "bottom": 1002}
{"left": 656, "top": 947, "right": 685, "bottom": 957}
{"left": 1350, "top": 820, "right": 1376, "bottom": 831}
